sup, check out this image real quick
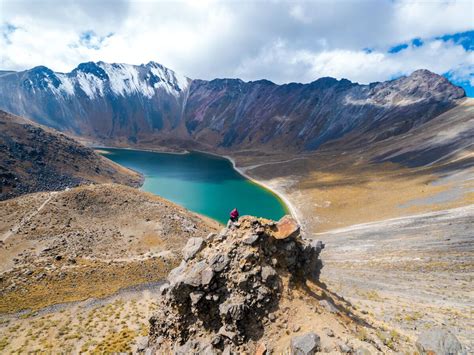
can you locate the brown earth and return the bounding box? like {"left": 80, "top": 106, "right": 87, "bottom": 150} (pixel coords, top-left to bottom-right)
{"left": 0, "top": 183, "right": 220, "bottom": 313}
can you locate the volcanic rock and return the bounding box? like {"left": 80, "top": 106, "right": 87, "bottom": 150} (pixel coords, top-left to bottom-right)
{"left": 182, "top": 237, "right": 205, "bottom": 261}
{"left": 290, "top": 332, "right": 321, "bottom": 355}
{"left": 268, "top": 215, "right": 300, "bottom": 240}
{"left": 148, "top": 215, "right": 324, "bottom": 353}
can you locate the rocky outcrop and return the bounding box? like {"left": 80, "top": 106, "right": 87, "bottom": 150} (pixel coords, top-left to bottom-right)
{"left": 0, "top": 110, "right": 142, "bottom": 200}
{"left": 416, "top": 327, "right": 466, "bottom": 355}
{"left": 0, "top": 62, "right": 465, "bottom": 153}
{"left": 147, "top": 215, "right": 324, "bottom": 353}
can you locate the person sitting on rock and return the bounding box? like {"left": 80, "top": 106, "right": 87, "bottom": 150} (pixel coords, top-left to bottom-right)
{"left": 230, "top": 208, "right": 239, "bottom": 222}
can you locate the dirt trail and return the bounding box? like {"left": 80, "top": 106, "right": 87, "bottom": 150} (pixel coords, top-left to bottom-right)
{"left": 1, "top": 191, "right": 57, "bottom": 242}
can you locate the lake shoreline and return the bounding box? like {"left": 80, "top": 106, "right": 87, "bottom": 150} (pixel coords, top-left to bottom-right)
{"left": 192, "top": 149, "right": 299, "bottom": 223}
{"left": 96, "top": 146, "right": 290, "bottom": 224}
{"left": 94, "top": 145, "right": 189, "bottom": 155}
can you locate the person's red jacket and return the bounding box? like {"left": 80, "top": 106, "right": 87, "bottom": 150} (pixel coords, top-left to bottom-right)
{"left": 230, "top": 208, "right": 239, "bottom": 220}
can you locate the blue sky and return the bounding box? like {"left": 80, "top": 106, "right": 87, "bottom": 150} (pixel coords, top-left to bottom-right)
{"left": 388, "top": 31, "right": 474, "bottom": 96}
{"left": 1, "top": 0, "right": 473, "bottom": 96}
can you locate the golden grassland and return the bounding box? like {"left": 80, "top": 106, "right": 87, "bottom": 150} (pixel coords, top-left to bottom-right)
{"left": 0, "top": 257, "right": 176, "bottom": 313}
{"left": 0, "top": 297, "right": 158, "bottom": 353}
{"left": 295, "top": 161, "right": 473, "bottom": 232}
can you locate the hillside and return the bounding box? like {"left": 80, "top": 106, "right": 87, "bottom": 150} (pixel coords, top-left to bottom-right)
{"left": 0, "top": 110, "right": 142, "bottom": 200}
{"left": 0, "top": 183, "right": 220, "bottom": 312}
{"left": 0, "top": 62, "right": 465, "bottom": 152}
{"left": 0, "top": 183, "right": 220, "bottom": 352}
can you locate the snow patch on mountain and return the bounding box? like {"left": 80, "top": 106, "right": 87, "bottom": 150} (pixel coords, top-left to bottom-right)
{"left": 76, "top": 71, "right": 105, "bottom": 99}
{"left": 28, "top": 61, "right": 190, "bottom": 100}
{"left": 100, "top": 62, "right": 155, "bottom": 98}
{"left": 148, "top": 61, "right": 189, "bottom": 96}
{"left": 55, "top": 74, "right": 75, "bottom": 96}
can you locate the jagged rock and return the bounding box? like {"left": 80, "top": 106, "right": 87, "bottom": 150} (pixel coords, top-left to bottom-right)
{"left": 268, "top": 215, "right": 300, "bottom": 240}
{"left": 219, "top": 301, "right": 248, "bottom": 321}
{"left": 148, "top": 215, "right": 325, "bottom": 353}
{"left": 190, "top": 291, "right": 204, "bottom": 305}
{"left": 182, "top": 260, "right": 214, "bottom": 287}
{"left": 416, "top": 327, "right": 465, "bottom": 355}
{"left": 261, "top": 266, "right": 277, "bottom": 285}
{"left": 290, "top": 332, "right": 321, "bottom": 355}
{"left": 206, "top": 233, "right": 217, "bottom": 241}
{"left": 183, "top": 237, "right": 205, "bottom": 261}
{"left": 218, "top": 326, "right": 237, "bottom": 341}
{"left": 209, "top": 254, "right": 230, "bottom": 273}
{"left": 174, "top": 339, "right": 217, "bottom": 355}
{"left": 242, "top": 233, "right": 260, "bottom": 245}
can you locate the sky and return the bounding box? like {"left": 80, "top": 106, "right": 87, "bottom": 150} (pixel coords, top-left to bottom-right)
{"left": 1, "top": 0, "right": 473, "bottom": 96}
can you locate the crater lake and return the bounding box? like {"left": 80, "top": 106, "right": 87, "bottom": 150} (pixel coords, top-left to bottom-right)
{"left": 98, "top": 148, "right": 288, "bottom": 224}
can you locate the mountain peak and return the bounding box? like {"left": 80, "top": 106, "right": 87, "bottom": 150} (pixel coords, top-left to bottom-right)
{"left": 74, "top": 62, "right": 109, "bottom": 80}
{"left": 410, "top": 68, "right": 439, "bottom": 77}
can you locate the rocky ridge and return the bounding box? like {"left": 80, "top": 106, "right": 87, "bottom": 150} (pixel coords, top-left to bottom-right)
{"left": 0, "top": 63, "right": 465, "bottom": 153}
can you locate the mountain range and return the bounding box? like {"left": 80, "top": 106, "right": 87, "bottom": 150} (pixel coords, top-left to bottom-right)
{"left": 0, "top": 61, "right": 465, "bottom": 152}
{"left": 0, "top": 60, "right": 472, "bottom": 353}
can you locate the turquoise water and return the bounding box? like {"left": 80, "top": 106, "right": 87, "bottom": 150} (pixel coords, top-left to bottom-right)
{"left": 99, "top": 148, "right": 288, "bottom": 224}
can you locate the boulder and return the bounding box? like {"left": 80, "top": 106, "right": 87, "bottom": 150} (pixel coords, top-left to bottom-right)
{"left": 416, "top": 327, "right": 465, "bottom": 355}
{"left": 182, "top": 237, "right": 205, "bottom": 261}
{"left": 270, "top": 215, "right": 300, "bottom": 240}
{"left": 290, "top": 332, "right": 321, "bottom": 355}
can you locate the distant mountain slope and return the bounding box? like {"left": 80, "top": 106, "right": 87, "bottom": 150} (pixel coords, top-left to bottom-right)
{"left": 0, "top": 62, "right": 465, "bottom": 152}
{"left": 0, "top": 110, "right": 142, "bottom": 200}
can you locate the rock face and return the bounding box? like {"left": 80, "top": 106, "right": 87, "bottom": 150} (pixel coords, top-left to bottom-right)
{"left": 416, "top": 327, "right": 465, "bottom": 355}
{"left": 0, "top": 63, "right": 465, "bottom": 152}
{"left": 148, "top": 215, "right": 324, "bottom": 353}
{"left": 0, "top": 110, "right": 142, "bottom": 200}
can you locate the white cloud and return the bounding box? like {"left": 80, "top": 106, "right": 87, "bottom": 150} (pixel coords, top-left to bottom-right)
{"left": 0, "top": 0, "right": 473, "bottom": 85}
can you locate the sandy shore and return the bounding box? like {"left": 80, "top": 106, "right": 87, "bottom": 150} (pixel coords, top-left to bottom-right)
{"left": 222, "top": 154, "right": 300, "bottom": 222}
{"left": 190, "top": 148, "right": 300, "bottom": 223}
{"left": 93, "top": 145, "right": 189, "bottom": 155}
